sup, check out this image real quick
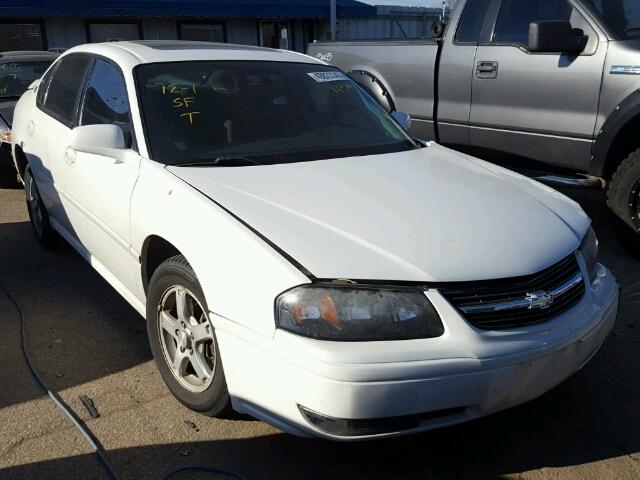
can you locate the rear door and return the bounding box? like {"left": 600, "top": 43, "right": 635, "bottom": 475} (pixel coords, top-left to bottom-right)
{"left": 437, "top": 0, "right": 493, "bottom": 147}
{"left": 34, "top": 54, "right": 92, "bottom": 226}
{"left": 468, "top": 0, "right": 607, "bottom": 170}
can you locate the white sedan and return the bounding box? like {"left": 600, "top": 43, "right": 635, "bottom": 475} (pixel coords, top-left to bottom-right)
{"left": 11, "top": 41, "right": 619, "bottom": 440}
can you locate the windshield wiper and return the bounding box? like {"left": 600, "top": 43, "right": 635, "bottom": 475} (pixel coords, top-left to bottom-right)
{"left": 625, "top": 27, "right": 640, "bottom": 33}
{"left": 174, "top": 156, "right": 263, "bottom": 167}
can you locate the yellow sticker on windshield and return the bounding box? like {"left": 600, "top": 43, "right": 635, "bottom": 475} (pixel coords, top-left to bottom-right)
{"left": 330, "top": 82, "right": 353, "bottom": 94}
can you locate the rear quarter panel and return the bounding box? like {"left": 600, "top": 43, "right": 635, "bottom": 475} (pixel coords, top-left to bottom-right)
{"left": 10, "top": 88, "right": 37, "bottom": 173}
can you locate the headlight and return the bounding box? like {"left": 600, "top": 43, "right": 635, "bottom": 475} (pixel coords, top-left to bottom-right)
{"left": 580, "top": 226, "right": 599, "bottom": 284}
{"left": 275, "top": 284, "right": 444, "bottom": 341}
{"left": 0, "top": 130, "right": 11, "bottom": 144}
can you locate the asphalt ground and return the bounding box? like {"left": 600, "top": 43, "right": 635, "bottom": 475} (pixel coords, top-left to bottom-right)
{"left": 0, "top": 182, "right": 639, "bottom": 480}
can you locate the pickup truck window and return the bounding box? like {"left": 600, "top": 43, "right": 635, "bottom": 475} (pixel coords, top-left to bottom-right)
{"left": 493, "top": 0, "right": 573, "bottom": 46}
{"left": 135, "top": 61, "right": 418, "bottom": 166}
{"left": 455, "top": 0, "right": 492, "bottom": 43}
{"left": 585, "top": 0, "right": 640, "bottom": 39}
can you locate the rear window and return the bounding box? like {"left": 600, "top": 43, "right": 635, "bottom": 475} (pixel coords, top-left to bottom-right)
{"left": 0, "top": 60, "right": 52, "bottom": 99}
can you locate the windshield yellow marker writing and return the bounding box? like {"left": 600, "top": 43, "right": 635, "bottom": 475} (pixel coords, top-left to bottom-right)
{"left": 160, "top": 83, "right": 199, "bottom": 124}
{"left": 330, "top": 82, "right": 353, "bottom": 94}
{"left": 180, "top": 112, "right": 200, "bottom": 124}
{"left": 161, "top": 84, "right": 198, "bottom": 95}
{"left": 172, "top": 97, "right": 196, "bottom": 109}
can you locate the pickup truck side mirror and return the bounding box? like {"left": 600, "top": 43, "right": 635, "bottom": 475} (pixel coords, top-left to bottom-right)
{"left": 391, "top": 111, "right": 412, "bottom": 130}
{"left": 69, "top": 124, "right": 128, "bottom": 161}
{"left": 528, "top": 21, "right": 588, "bottom": 55}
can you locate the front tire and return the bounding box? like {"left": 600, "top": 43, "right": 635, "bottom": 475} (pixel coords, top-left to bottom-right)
{"left": 25, "top": 168, "right": 57, "bottom": 249}
{"left": 608, "top": 149, "right": 640, "bottom": 234}
{"left": 146, "top": 255, "right": 232, "bottom": 416}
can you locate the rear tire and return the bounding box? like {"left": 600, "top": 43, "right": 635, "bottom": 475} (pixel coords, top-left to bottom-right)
{"left": 608, "top": 149, "right": 640, "bottom": 234}
{"left": 146, "top": 254, "right": 232, "bottom": 417}
{"left": 24, "top": 168, "right": 57, "bottom": 249}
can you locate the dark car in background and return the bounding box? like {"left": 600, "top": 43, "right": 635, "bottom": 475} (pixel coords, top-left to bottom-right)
{"left": 0, "top": 51, "right": 58, "bottom": 187}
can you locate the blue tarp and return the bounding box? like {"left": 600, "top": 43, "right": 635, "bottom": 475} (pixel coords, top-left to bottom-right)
{"left": 0, "top": 0, "right": 376, "bottom": 18}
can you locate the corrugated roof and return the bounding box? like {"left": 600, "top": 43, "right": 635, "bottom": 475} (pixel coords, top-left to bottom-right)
{"left": 0, "top": 0, "right": 376, "bottom": 19}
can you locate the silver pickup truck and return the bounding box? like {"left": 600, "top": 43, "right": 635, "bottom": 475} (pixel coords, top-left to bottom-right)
{"left": 308, "top": 0, "right": 640, "bottom": 236}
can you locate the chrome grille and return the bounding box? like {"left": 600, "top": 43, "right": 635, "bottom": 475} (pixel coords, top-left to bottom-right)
{"left": 439, "top": 253, "right": 585, "bottom": 330}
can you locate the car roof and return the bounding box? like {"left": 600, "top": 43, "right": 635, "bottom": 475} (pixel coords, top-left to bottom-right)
{"left": 62, "top": 40, "right": 323, "bottom": 69}
{"left": 0, "top": 51, "right": 59, "bottom": 61}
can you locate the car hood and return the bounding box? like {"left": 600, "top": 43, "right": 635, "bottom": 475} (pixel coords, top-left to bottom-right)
{"left": 0, "top": 99, "right": 17, "bottom": 127}
{"left": 167, "top": 144, "right": 590, "bottom": 282}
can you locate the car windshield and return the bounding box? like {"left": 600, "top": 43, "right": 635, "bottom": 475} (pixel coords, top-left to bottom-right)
{"left": 0, "top": 61, "right": 52, "bottom": 98}
{"left": 584, "top": 0, "right": 640, "bottom": 39}
{"left": 135, "top": 61, "right": 417, "bottom": 166}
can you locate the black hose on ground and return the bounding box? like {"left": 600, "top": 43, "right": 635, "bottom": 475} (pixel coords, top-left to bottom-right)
{"left": 1, "top": 276, "right": 247, "bottom": 479}
{"left": 0, "top": 277, "right": 122, "bottom": 480}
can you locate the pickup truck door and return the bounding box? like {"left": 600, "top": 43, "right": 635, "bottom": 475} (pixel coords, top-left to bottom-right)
{"left": 59, "top": 57, "right": 140, "bottom": 293}
{"left": 468, "top": 0, "right": 607, "bottom": 171}
{"left": 437, "top": 0, "right": 493, "bottom": 147}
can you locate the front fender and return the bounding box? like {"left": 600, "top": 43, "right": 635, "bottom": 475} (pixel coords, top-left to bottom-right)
{"left": 130, "top": 160, "right": 310, "bottom": 339}
{"left": 348, "top": 68, "right": 396, "bottom": 112}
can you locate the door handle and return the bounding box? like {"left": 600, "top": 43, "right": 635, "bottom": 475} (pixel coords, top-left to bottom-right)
{"left": 64, "top": 147, "right": 76, "bottom": 165}
{"left": 476, "top": 61, "right": 499, "bottom": 79}
{"left": 27, "top": 120, "right": 35, "bottom": 136}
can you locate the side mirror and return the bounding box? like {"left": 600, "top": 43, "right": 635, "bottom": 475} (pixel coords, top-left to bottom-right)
{"left": 528, "top": 21, "right": 588, "bottom": 55}
{"left": 391, "top": 111, "right": 412, "bottom": 130}
{"left": 69, "top": 124, "right": 126, "bottom": 161}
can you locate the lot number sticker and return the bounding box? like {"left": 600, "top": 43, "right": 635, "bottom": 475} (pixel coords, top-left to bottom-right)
{"left": 307, "top": 71, "right": 350, "bottom": 82}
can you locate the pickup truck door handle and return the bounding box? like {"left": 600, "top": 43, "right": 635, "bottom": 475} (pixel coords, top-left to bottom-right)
{"left": 476, "top": 61, "right": 498, "bottom": 79}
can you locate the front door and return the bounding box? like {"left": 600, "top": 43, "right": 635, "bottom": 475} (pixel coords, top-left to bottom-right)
{"left": 60, "top": 57, "right": 140, "bottom": 291}
{"left": 469, "top": 0, "right": 607, "bottom": 171}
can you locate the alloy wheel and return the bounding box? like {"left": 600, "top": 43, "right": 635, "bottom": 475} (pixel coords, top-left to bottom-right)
{"left": 157, "top": 286, "right": 217, "bottom": 393}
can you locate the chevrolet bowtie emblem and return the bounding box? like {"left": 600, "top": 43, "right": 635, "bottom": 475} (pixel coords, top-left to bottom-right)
{"left": 525, "top": 291, "right": 554, "bottom": 310}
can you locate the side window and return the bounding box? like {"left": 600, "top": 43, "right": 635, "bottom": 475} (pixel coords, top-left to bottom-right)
{"left": 455, "top": 0, "right": 492, "bottom": 43}
{"left": 42, "top": 54, "right": 91, "bottom": 125}
{"left": 79, "top": 59, "right": 133, "bottom": 147}
{"left": 493, "top": 0, "right": 573, "bottom": 46}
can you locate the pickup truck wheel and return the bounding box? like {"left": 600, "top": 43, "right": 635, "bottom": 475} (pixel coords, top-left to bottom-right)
{"left": 146, "top": 255, "right": 232, "bottom": 417}
{"left": 24, "top": 168, "right": 57, "bottom": 249}
{"left": 608, "top": 149, "right": 640, "bottom": 233}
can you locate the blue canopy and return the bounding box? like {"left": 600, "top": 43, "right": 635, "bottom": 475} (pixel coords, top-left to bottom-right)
{"left": 0, "top": 0, "right": 376, "bottom": 18}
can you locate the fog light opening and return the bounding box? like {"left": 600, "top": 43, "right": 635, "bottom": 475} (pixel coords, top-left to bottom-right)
{"left": 298, "top": 405, "right": 467, "bottom": 437}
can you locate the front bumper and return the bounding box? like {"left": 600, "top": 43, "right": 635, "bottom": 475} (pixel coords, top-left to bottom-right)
{"left": 214, "top": 263, "right": 619, "bottom": 440}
